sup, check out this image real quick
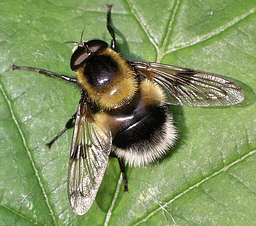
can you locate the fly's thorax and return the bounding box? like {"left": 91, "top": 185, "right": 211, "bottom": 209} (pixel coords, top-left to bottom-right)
{"left": 75, "top": 48, "right": 138, "bottom": 110}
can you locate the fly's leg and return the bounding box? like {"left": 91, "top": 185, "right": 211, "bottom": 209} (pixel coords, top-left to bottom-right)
{"left": 46, "top": 113, "right": 76, "bottom": 148}
{"left": 118, "top": 157, "right": 129, "bottom": 192}
{"left": 110, "top": 152, "right": 129, "bottom": 192}
{"left": 12, "top": 64, "right": 77, "bottom": 84}
{"left": 106, "top": 4, "right": 116, "bottom": 51}
{"left": 12, "top": 65, "right": 78, "bottom": 148}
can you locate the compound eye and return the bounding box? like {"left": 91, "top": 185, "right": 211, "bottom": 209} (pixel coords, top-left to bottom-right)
{"left": 70, "top": 40, "right": 108, "bottom": 71}
{"left": 86, "top": 40, "right": 108, "bottom": 53}
{"left": 70, "top": 46, "right": 89, "bottom": 71}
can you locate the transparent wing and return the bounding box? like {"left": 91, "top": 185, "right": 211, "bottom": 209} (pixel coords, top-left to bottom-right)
{"left": 129, "top": 61, "right": 244, "bottom": 106}
{"left": 67, "top": 98, "right": 112, "bottom": 215}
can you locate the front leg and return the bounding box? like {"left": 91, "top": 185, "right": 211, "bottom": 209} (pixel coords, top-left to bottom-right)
{"left": 106, "top": 4, "right": 117, "bottom": 51}
{"left": 12, "top": 64, "right": 77, "bottom": 84}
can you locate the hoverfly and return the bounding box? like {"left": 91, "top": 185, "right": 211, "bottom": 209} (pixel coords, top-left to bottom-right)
{"left": 12, "top": 5, "right": 244, "bottom": 215}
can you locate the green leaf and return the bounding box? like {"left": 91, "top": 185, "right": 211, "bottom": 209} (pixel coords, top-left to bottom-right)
{"left": 1, "top": 0, "right": 256, "bottom": 225}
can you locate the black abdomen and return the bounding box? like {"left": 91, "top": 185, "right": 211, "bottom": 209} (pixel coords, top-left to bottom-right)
{"left": 94, "top": 79, "right": 176, "bottom": 166}
{"left": 112, "top": 105, "right": 168, "bottom": 149}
